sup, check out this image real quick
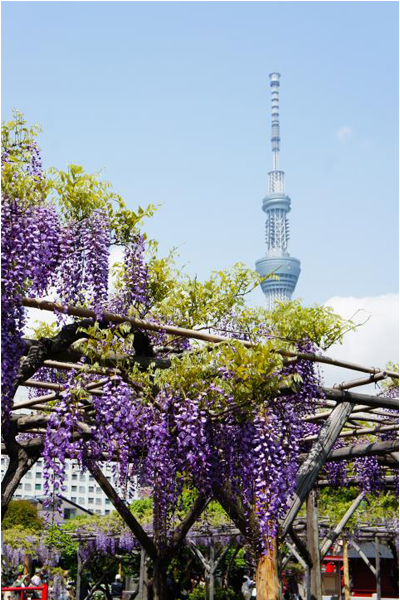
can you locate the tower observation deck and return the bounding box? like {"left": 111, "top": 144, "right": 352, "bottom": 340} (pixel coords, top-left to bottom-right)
{"left": 255, "top": 73, "right": 301, "bottom": 310}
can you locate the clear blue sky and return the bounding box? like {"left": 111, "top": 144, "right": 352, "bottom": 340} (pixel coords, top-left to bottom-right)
{"left": 2, "top": 1, "right": 398, "bottom": 307}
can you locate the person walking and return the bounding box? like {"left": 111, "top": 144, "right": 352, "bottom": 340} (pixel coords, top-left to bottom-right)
{"left": 111, "top": 575, "right": 124, "bottom": 600}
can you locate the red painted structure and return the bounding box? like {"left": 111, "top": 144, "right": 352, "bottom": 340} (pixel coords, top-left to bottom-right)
{"left": 322, "top": 554, "right": 398, "bottom": 598}
{"left": 1, "top": 585, "right": 48, "bottom": 600}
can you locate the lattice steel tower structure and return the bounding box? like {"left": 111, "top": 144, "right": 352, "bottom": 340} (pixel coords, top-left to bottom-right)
{"left": 255, "top": 73, "right": 301, "bottom": 310}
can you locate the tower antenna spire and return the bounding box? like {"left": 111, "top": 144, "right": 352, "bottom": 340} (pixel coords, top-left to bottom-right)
{"left": 255, "top": 72, "right": 301, "bottom": 310}
{"left": 270, "top": 72, "right": 281, "bottom": 172}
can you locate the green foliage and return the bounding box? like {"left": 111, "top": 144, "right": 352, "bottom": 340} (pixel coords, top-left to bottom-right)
{"left": 266, "top": 300, "right": 356, "bottom": 350}
{"left": 2, "top": 500, "right": 43, "bottom": 531}
{"left": 382, "top": 362, "right": 399, "bottom": 391}
{"left": 3, "top": 526, "right": 40, "bottom": 553}
{"left": 49, "top": 164, "right": 155, "bottom": 242}
{"left": 2, "top": 110, "right": 50, "bottom": 205}
{"left": 318, "top": 487, "right": 399, "bottom": 531}
{"left": 152, "top": 262, "right": 261, "bottom": 330}
{"left": 29, "top": 321, "right": 61, "bottom": 340}
{"left": 189, "top": 588, "right": 236, "bottom": 600}
{"left": 2, "top": 112, "right": 156, "bottom": 248}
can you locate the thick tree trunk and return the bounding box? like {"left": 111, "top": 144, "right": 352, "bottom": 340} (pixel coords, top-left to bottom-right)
{"left": 256, "top": 541, "right": 279, "bottom": 600}
{"left": 1, "top": 426, "right": 40, "bottom": 519}
{"left": 152, "top": 557, "right": 169, "bottom": 600}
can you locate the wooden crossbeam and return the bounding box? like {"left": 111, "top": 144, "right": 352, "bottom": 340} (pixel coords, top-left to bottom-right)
{"left": 348, "top": 539, "right": 376, "bottom": 576}
{"left": 21, "top": 297, "right": 399, "bottom": 378}
{"left": 319, "top": 492, "right": 365, "bottom": 559}
{"left": 280, "top": 400, "right": 355, "bottom": 538}
{"left": 324, "top": 439, "right": 399, "bottom": 462}
{"left": 300, "top": 423, "right": 398, "bottom": 443}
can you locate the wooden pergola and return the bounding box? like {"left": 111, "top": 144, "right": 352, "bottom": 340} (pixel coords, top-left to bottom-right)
{"left": 2, "top": 297, "right": 398, "bottom": 600}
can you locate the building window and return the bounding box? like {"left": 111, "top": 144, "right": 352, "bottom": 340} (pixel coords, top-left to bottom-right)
{"left": 17, "top": 483, "right": 22, "bottom": 489}
{"left": 88, "top": 498, "right": 94, "bottom": 504}
{"left": 72, "top": 474, "right": 77, "bottom": 480}
{"left": 71, "top": 497, "right": 77, "bottom": 502}
{"left": 105, "top": 499, "right": 110, "bottom": 505}
{"left": 96, "top": 498, "right": 101, "bottom": 505}
{"left": 25, "top": 472, "right": 32, "bottom": 479}
{"left": 88, "top": 486, "right": 94, "bottom": 493}
{"left": 35, "top": 484, "right": 41, "bottom": 490}
{"left": 36, "top": 472, "right": 42, "bottom": 478}
{"left": 79, "top": 486, "right": 85, "bottom": 493}
{"left": 105, "top": 510, "right": 110, "bottom": 515}
{"left": 78, "top": 497, "right": 85, "bottom": 504}
{"left": 24, "top": 483, "right": 32, "bottom": 491}
{"left": 79, "top": 474, "right": 86, "bottom": 481}
{"left": 71, "top": 486, "right": 77, "bottom": 492}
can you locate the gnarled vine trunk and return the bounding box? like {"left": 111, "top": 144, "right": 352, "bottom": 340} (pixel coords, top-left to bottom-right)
{"left": 152, "top": 556, "right": 169, "bottom": 600}
{"left": 256, "top": 540, "right": 279, "bottom": 600}
{"left": 1, "top": 426, "right": 40, "bottom": 519}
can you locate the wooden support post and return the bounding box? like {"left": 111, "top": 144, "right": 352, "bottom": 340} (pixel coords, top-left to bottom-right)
{"left": 256, "top": 540, "right": 279, "bottom": 600}
{"left": 306, "top": 491, "right": 322, "bottom": 600}
{"left": 24, "top": 554, "right": 32, "bottom": 576}
{"left": 343, "top": 540, "right": 350, "bottom": 600}
{"left": 320, "top": 491, "right": 365, "bottom": 559}
{"left": 138, "top": 549, "right": 146, "bottom": 600}
{"left": 280, "top": 401, "right": 355, "bottom": 537}
{"left": 76, "top": 545, "right": 82, "bottom": 600}
{"left": 375, "top": 536, "right": 381, "bottom": 600}
{"left": 209, "top": 541, "right": 215, "bottom": 600}
{"left": 348, "top": 539, "right": 376, "bottom": 576}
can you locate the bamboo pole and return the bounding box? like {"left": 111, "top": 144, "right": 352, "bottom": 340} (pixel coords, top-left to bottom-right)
{"left": 333, "top": 372, "right": 387, "bottom": 390}
{"left": 15, "top": 376, "right": 117, "bottom": 409}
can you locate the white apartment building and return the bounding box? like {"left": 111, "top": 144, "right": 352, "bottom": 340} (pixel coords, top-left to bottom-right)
{"left": 1, "top": 456, "right": 138, "bottom": 515}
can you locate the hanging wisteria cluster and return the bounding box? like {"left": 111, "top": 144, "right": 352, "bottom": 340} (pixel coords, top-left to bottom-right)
{"left": 1, "top": 128, "right": 148, "bottom": 423}
{"left": 3, "top": 114, "right": 398, "bottom": 578}
{"left": 353, "top": 456, "right": 384, "bottom": 495}
{"left": 323, "top": 439, "right": 349, "bottom": 487}
{"left": 1, "top": 146, "right": 61, "bottom": 423}
{"left": 2, "top": 539, "right": 60, "bottom": 569}
{"left": 55, "top": 211, "right": 110, "bottom": 317}
{"left": 41, "top": 343, "right": 322, "bottom": 552}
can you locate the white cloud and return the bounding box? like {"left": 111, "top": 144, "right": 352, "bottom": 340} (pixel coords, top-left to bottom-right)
{"left": 322, "top": 293, "right": 399, "bottom": 388}
{"left": 336, "top": 126, "right": 353, "bottom": 142}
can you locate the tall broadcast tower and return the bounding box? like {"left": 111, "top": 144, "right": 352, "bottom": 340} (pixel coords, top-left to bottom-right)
{"left": 255, "top": 73, "right": 301, "bottom": 310}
